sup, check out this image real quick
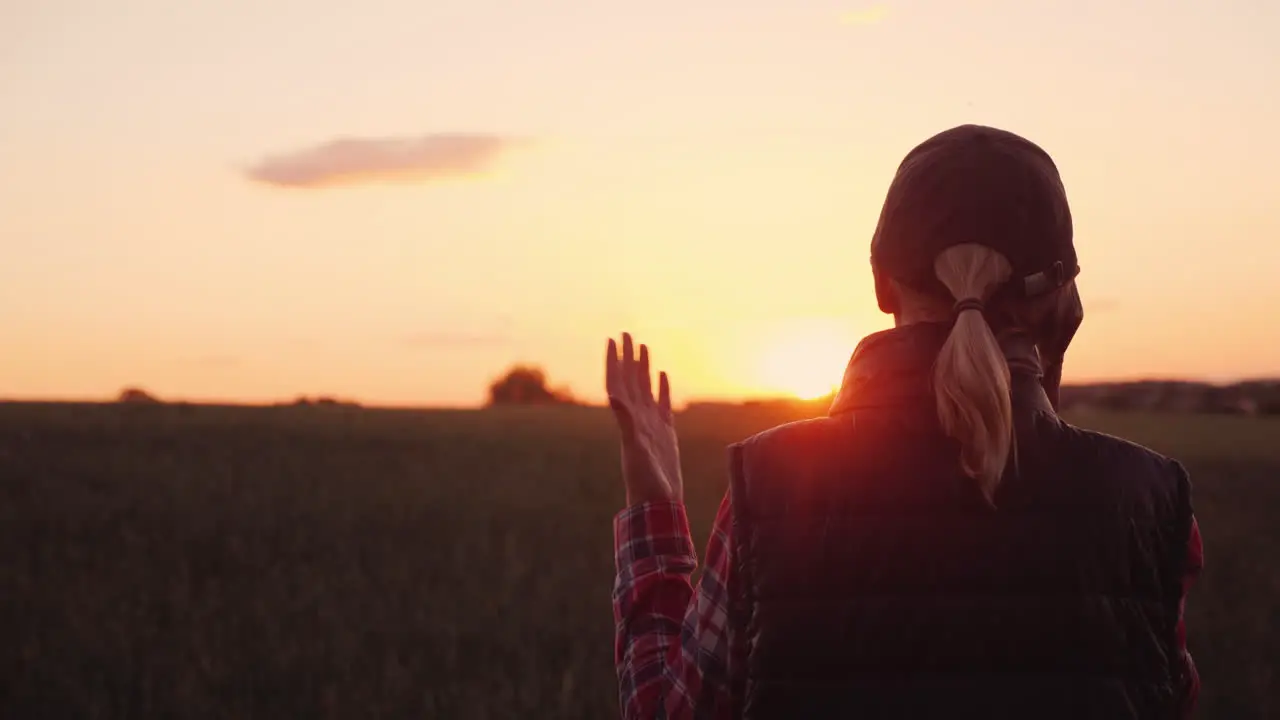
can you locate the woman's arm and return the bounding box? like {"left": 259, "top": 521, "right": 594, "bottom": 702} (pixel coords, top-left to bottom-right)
{"left": 605, "top": 334, "right": 745, "bottom": 718}
{"left": 1177, "top": 516, "right": 1203, "bottom": 719}
{"left": 612, "top": 494, "right": 742, "bottom": 720}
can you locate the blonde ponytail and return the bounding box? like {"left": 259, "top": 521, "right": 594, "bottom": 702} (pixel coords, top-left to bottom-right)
{"left": 932, "top": 244, "right": 1014, "bottom": 505}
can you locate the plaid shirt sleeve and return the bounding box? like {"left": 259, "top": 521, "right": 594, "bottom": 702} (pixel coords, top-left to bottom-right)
{"left": 1177, "top": 515, "right": 1203, "bottom": 718}
{"left": 613, "top": 494, "right": 742, "bottom": 720}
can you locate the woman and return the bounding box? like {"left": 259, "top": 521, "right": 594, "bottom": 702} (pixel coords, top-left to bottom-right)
{"left": 605, "top": 125, "right": 1202, "bottom": 719}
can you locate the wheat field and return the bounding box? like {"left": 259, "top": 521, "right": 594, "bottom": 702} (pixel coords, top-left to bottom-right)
{"left": 0, "top": 402, "right": 1275, "bottom": 718}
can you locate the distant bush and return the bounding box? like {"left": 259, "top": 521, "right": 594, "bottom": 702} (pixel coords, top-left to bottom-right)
{"left": 487, "top": 365, "right": 577, "bottom": 406}
{"left": 117, "top": 387, "right": 161, "bottom": 404}
{"left": 290, "top": 396, "right": 362, "bottom": 409}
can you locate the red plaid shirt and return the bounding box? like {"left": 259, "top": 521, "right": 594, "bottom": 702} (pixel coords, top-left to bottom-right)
{"left": 613, "top": 494, "right": 1203, "bottom": 720}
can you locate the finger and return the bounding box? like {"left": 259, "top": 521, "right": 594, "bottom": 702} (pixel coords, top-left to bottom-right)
{"left": 605, "top": 337, "right": 621, "bottom": 398}
{"left": 658, "top": 371, "right": 672, "bottom": 415}
{"left": 638, "top": 344, "right": 653, "bottom": 403}
{"left": 621, "top": 333, "right": 636, "bottom": 398}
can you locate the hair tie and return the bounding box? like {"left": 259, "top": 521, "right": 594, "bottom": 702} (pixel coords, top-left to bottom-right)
{"left": 952, "top": 297, "right": 985, "bottom": 317}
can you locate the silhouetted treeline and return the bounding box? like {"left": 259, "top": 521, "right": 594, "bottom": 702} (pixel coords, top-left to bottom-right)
{"left": 1058, "top": 380, "right": 1280, "bottom": 416}
{"left": 288, "top": 396, "right": 363, "bottom": 409}
{"left": 111, "top": 378, "right": 1279, "bottom": 416}
{"left": 114, "top": 389, "right": 363, "bottom": 409}
{"left": 685, "top": 380, "right": 1280, "bottom": 417}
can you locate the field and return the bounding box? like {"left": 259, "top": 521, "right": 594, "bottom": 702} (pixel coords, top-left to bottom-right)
{"left": 1, "top": 402, "right": 1276, "bottom": 718}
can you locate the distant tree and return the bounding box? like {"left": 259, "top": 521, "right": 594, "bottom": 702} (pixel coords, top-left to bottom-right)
{"left": 289, "top": 395, "right": 361, "bottom": 409}
{"left": 118, "top": 387, "right": 161, "bottom": 404}
{"left": 1242, "top": 381, "right": 1280, "bottom": 416}
{"left": 487, "top": 365, "right": 577, "bottom": 406}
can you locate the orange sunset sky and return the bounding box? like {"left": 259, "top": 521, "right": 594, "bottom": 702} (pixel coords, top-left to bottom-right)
{"left": 3, "top": 0, "right": 1278, "bottom": 407}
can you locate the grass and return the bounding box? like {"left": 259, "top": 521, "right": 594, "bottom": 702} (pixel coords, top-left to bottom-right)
{"left": 0, "top": 402, "right": 1276, "bottom": 718}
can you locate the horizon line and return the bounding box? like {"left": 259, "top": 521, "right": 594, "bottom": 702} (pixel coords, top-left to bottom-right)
{"left": 3, "top": 375, "right": 1278, "bottom": 412}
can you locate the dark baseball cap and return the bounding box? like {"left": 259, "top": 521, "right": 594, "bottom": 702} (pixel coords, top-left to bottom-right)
{"left": 870, "top": 124, "right": 1078, "bottom": 303}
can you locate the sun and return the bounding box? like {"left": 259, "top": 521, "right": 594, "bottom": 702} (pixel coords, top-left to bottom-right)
{"left": 756, "top": 319, "right": 854, "bottom": 400}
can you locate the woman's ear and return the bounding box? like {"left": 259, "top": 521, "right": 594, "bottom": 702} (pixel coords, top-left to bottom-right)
{"left": 873, "top": 266, "right": 899, "bottom": 314}
{"left": 1034, "top": 283, "right": 1083, "bottom": 411}
{"left": 1034, "top": 282, "right": 1083, "bottom": 358}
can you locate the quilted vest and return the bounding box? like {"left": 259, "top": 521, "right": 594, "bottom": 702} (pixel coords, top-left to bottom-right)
{"left": 728, "top": 324, "right": 1194, "bottom": 719}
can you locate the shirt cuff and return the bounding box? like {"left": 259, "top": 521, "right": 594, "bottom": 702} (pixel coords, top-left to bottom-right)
{"left": 613, "top": 501, "right": 697, "bottom": 572}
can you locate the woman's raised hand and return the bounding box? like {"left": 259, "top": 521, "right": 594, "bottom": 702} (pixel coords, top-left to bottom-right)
{"left": 605, "top": 333, "right": 683, "bottom": 506}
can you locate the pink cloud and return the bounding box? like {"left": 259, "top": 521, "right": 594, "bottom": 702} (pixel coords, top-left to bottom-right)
{"left": 246, "top": 133, "right": 518, "bottom": 188}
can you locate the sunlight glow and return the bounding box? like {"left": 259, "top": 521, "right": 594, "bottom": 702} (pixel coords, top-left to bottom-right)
{"left": 755, "top": 319, "right": 855, "bottom": 400}
{"left": 840, "top": 5, "right": 890, "bottom": 26}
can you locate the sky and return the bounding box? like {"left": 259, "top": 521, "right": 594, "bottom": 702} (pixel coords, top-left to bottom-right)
{"left": 2, "top": 0, "right": 1278, "bottom": 406}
